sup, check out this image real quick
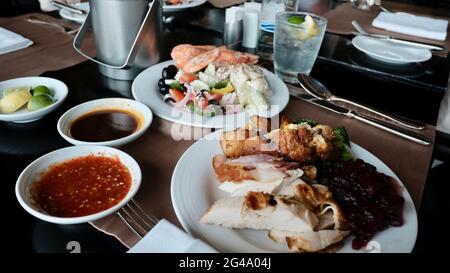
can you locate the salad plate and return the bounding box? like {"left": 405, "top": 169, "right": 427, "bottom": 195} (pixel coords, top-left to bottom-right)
{"left": 132, "top": 60, "right": 290, "bottom": 129}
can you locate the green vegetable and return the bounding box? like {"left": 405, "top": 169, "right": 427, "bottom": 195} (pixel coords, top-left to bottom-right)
{"left": 333, "top": 127, "right": 354, "bottom": 161}
{"left": 198, "top": 72, "right": 218, "bottom": 88}
{"left": 169, "top": 81, "right": 183, "bottom": 90}
{"left": 186, "top": 101, "right": 195, "bottom": 112}
{"left": 27, "top": 94, "right": 54, "bottom": 111}
{"left": 247, "top": 88, "right": 268, "bottom": 111}
{"left": 204, "top": 63, "right": 216, "bottom": 76}
{"left": 288, "top": 15, "right": 305, "bottom": 25}
{"left": 294, "top": 118, "right": 319, "bottom": 127}
{"left": 334, "top": 127, "right": 350, "bottom": 146}
{"left": 190, "top": 104, "right": 216, "bottom": 117}
{"left": 341, "top": 144, "right": 354, "bottom": 161}
{"left": 32, "top": 85, "right": 52, "bottom": 97}
{"left": 190, "top": 80, "right": 210, "bottom": 91}
{"left": 214, "top": 81, "right": 228, "bottom": 89}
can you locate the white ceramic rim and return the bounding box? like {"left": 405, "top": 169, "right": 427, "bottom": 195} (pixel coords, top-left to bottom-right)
{"left": 15, "top": 145, "right": 142, "bottom": 224}
{"left": 352, "top": 36, "right": 432, "bottom": 64}
{"left": 58, "top": 2, "right": 90, "bottom": 23}
{"left": 57, "top": 98, "right": 153, "bottom": 146}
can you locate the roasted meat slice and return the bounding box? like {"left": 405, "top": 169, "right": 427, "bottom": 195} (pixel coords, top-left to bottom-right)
{"left": 200, "top": 192, "right": 319, "bottom": 233}
{"left": 268, "top": 229, "right": 350, "bottom": 252}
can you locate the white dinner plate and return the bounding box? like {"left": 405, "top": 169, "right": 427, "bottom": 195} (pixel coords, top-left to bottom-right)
{"left": 163, "top": 0, "right": 207, "bottom": 11}
{"left": 352, "top": 36, "right": 432, "bottom": 64}
{"left": 171, "top": 130, "right": 418, "bottom": 253}
{"left": 132, "top": 60, "right": 290, "bottom": 129}
{"left": 59, "top": 2, "right": 90, "bottom": 24}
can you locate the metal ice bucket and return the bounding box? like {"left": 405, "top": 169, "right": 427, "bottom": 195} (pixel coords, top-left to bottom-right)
{"left": 73, "top": 0, "right": 162, "bottom": 80}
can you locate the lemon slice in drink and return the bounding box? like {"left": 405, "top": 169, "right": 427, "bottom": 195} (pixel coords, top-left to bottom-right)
{"left": 303, "top": 15, "right": 319, "bottom": 38}
{"left": 0, "top": 86, "right": 32, "bottom": 114}
{"left": 289, "top": 15, "right": 319, "bottom": 41}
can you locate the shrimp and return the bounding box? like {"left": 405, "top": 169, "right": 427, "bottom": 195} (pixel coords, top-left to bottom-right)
{"left": 171, "top": 44, "right": 216, "bottom": 68}
{"left": 213, "top": 47, "right": 259, "bottom": 68}
{"left": 170, "top": 44, "right": 259, "bottom": 73}
{"left": 182, "top": 47, "right": 220, "bottom": 73}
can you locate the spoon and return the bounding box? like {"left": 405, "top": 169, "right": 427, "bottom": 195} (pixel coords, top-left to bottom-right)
{"left": 297, "top": 74, "right": 426, "bottom": 131}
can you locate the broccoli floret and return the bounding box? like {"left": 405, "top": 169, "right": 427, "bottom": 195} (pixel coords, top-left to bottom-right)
{"left": 334, "top": 127, "right": 350, "bottom": 146}
{"left": 333, "top": 127, "right": 354, "bottom": 161}
{"left": 294, "top": 118, "right": 319, "bottom": 127}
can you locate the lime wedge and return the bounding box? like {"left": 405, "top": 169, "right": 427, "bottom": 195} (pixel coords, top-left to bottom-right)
{"left": 32, "top": 85, "right": 52, "bottom": 97}
{"left": 27, "top": 94, "right": 54, "bottom": 111}
{"left": 288, "top": 15, "right": 305, "bottom": 25}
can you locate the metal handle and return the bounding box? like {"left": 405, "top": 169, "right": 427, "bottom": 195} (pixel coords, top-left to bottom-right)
{"left": 73, "top": 0, "right": 157, "bottom": 69}
{"left": 332, "top": 96, "right": 426, "bottom": 130}
{"left": 351, "top": 111, "right": 432, "bottom": 145}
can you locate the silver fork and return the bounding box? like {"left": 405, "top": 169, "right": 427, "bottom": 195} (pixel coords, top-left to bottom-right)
{"left": 117, "top": 198, "right": 159, "bottom": 238}
{"left": 27, "top": 16, "right": 80, "bottom": 35}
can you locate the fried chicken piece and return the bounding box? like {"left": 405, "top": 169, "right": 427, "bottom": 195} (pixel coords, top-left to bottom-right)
{"left": 220, "top": 129, "right": 276, "bottom": 158}
{"left": 278, "top": 127, "right": 314, "bottom": 163}
{"left": 220, "top": 116, "right": 337, "bottom": 163}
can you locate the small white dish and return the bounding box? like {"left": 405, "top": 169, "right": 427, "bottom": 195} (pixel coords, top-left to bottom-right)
{"left": 0, "top": 77, "right": 68, "bottom": 123}
{"left": 352, "top": 36, "right": 432, "bottom": 64}
{"left": 57, "top": 98, "right": 153, "bottom": 147}
{"left": 15, "top": 145, "right": 141, "bottom": 225}
{"left": 59, "top": 2, "right": 90, "bottom": 24}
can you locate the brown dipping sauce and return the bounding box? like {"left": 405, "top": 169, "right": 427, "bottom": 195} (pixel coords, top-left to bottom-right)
{"left": 70, "top": 109, "right": 139, "bottom": 142}
{"left": 318, "top": 159, "right": 404, "bottom": 250}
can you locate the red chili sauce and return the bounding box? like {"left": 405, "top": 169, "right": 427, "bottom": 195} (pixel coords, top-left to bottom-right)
{"left": 31, "top": 155, "right": 132, "bottom": 217}
{"left": 319, "top": 159, "right": 404, "bottom": 250}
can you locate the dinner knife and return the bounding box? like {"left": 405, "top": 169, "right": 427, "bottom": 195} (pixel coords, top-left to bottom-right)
{"left": 290, "top": 91, "right": 432, "bottom": 146}
{"left": 51, "top": 1, "right": 86, "bottom": 15}
{"left": 351, "top": 32, "right": 444, "bottom": 51}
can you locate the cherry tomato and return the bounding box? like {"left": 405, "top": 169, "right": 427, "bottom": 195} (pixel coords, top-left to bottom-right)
{"left": 179, "top": 73, "right": 198, "bottom": 84}
{"left": 169, "top": 89, "right": 185, "bottom": 102}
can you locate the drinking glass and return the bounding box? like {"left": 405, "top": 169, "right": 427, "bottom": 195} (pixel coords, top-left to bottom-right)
{"left": 273, "top": 11, "right": 327, "bottom": 83}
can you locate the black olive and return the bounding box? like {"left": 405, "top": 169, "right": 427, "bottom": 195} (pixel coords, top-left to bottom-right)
{"left": 162, "top": 65, "right": 178, "bottom": 79}
{"left": 208, "top": 99, "right": 219, "bottom": 105}
{"left": 158, "top": 78, "right": 166, "bottom": 88}
{"left": 159, "top": 86, "right": 169, "bottom": 95}
{"left": 164, "top": 94, "right": 175, "bottom": 103}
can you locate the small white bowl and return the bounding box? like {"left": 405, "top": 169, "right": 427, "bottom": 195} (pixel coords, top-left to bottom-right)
{"left": 57, "top": 98, "right": 153, "bottom": 147}
{"left": 0, "top": 77, "right": 68, "bottom": 123}
{"left": 15, "top": 145, "right": 141, "bottom": 225}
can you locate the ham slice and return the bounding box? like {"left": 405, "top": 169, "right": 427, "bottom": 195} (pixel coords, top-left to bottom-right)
{"left": 212, "top": 154, "right": 303, "bottom": 196}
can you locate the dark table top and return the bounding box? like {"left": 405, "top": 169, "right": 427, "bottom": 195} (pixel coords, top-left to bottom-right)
{"left": 1, "top": 2, "right": 448, "bottom": 253}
